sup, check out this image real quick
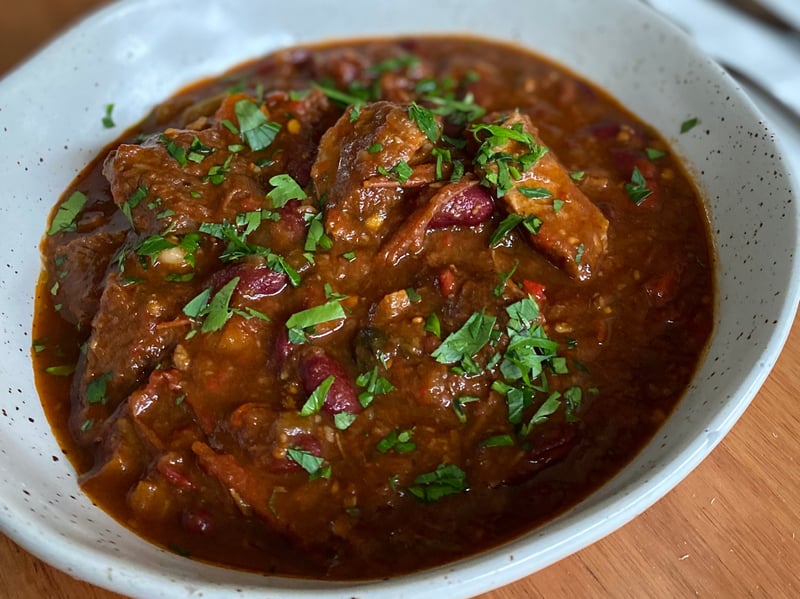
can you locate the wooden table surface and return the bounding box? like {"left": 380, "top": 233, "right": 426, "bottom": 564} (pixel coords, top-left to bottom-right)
{"left": 3, "top": 1, "right": 799, "bottom": 597}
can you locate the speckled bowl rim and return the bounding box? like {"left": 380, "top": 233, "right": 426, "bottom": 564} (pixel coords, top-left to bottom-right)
{"left": 0, "top": 0, "right": 797, "bottom": 597}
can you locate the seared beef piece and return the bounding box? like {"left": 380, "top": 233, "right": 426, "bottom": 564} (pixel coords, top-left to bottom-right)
{"left": 476, "top": 112, "right": 609, "bottom": 281}
{"left": 48, "top": 230, "right": 126, "bottom": 328}
{"left": 310, "top": 101, "right": 434, "bottom": 248}
{"left": 70, "top": 270, "right": 193, "bottom": 441}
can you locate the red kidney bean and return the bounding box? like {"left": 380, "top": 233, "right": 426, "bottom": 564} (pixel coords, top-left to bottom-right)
{"left": 428, "top": 184, "right": 494, "bottom": 229}
{"left": 300, "top": 348, "right": 361, "bottom": 414}
{"left": 181, "top": 507, "right": 215, "bottom": 535}
{"left": 206, "top": 261, "right": 288, "bottom": 300}
{"left": 270, "top": 432, "right": 323, "bottom": 474}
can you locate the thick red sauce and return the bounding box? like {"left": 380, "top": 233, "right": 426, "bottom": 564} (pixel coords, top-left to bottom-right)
{"left": 33, "top": 36, "right": 713, "bottom": 579}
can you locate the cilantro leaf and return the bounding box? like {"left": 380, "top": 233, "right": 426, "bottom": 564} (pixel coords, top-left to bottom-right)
{"left": 234, "top": 99, "right": 281, "bottom": 151}
{"left": 407, "top": 463, "right": 468, "bottom": 502}
{"left": 408, "top": 102, "right": 440, "bottom": 142}
{"left": 267, "top": 174, "right": 307, "bottom": 207}
{"left": 286, "top": 447, "right": 330, "bottom": 480}
{"left": 625, "top": 166, "right": 653, "bottom": 205}
{"left": 301, "top": 375, "right": 335, "bottom": 416}
{"left": 432, "top": 311, "right": 496, "bottom": 368}
{"left": 48, "top": 191, "right": 87, "bottom": 235}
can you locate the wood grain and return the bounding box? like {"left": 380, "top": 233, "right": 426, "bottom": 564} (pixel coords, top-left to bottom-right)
{"left": 3, "top": 2, "right": 799, "bottom": 597}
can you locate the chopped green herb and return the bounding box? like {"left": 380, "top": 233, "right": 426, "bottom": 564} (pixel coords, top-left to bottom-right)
{"left": 121, "top": 185, "right": 147, "bottom": 224}
{"left": 432, "top": 311, "right": 496, "bottom": 372}
{"left": 160, "top": 135, "right": 187, "bottom": 166}
{"left": 520, "top": 392, "right": 563, "bottom": 435}
{"left": 408, "top": 102, "right": 440, "bottom": 142}
{"left": 341, "top": 251, "right": 357, "bottom": 262}
{"left": 452, "top": 395, "right": 480, "bottom": 423}
{"left": 493, "top": 260, "right": 519, "bottom": 297}
{"left": 286, "top": 447, "right": 330, "bottom": 480}
{"left": 80, "top": 419, "right": 94, "bottom": 432}
{"left": 201, "top": 277, "right": 239, "bottom": 333}
{"left": 301, "top": 375, "right": 335, "bottom": 416}
{"left": 234, "top": 99, "right": 281, "bottom": 151}
{"left": 377, "top": 429, "right": 416, "bottom": 454}
{"left": 405, "top": 288, "right": 422, "bottom": 303}
{"left": 356, "top": 366, "right": 395, "bottom": 408}
{"left": 489, "top": 214, "right": 523, "bottom": 247}
{"left": 625, "top": 166, "right": 653, "bottom": 205}
{"left": 45, "top": 364, "right": 75, "bottom": 376}
{"left": 481, "top": 434, "right": 514, "bottom": 447}
{"left": 553, "top": 199, "right": 564, "bottom": 213}
{"left": 517, "top": 187, "right": 552, "bottom": 199}
{"left": 304, "top": 211, "right": 333, "bottom": 252}
{"left": 86, "top": 372, "right": 113, "bottom": 405}
{"left": 680, "top": 117, "right": 700, "bottom": 133}
{"left": 424, "top": 312, "right": 441, "bottom": 338}
{"left": 102, "top": 103, "right": 115, "bottom": 129}
{"left": 367, "top": 54, "right": 419, "bottom": 76}
{"left": 645, "top": 147, "right": 666, "bottom": 160}
{"left": 204, "top": 154, "right": 234, "bottom": 185}
{"left": 314, "top": 83, "right": 367, "bottom": 109}
{"left": 285, "top": 299, "right": 346, "bottom": 342}
{"left": 431, "top": 147, "right": 451, "bottom": 180}
{"left": 32, "top": 338, "right": 47, "bottom": 353}
{"left": 377, "top": 160, "right": 413, "bottom": 184}
{"left": 575, "top": 243, "right": 585, "bottom": 264}
{"left": 570, "top": 170, "right": 585, "bottom": 181}
{"left": 267, "top": 174, "right": 307, "bottom": 207}
{"left": 221, "top": 119, "right": 240, "bottom": 135}
{"left": 48, "top": 191, "right": 87, "bottom": 235}
{"left": 334, "top": 412, "right": 357, "bottom": 430}
{"left": 407, "top": 463, "right": 468, "bottom": 502}
{"left": 367, "top": 142, "right": 383, "bottom": 154}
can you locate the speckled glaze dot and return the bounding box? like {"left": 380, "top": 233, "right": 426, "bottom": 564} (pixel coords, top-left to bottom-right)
{"left": 0, "top": 0, "right": 797, "bottom": 598}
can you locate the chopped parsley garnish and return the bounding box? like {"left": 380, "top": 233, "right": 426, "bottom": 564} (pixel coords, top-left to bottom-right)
{"left": 625, "top": 166, "right": 653, "bottom": 205}
{"left": 314, "top": 83, "right": 367, "bottom": 109}
{"left": 160, "top": 135, "right": 187, "bottom": 166}
{"left": 645, "top": 147, "right": 666, "bottom": 160}
{"left": 481, "top": 434, "right": 514, "bottom": 448}
{"left": 301, "top": 375, "right": 335, "bottom": 416}
{"left": 680, "top": 117, "right": 700, "bottom": 133}
{"left": 519, "top": 391, "right": 562, "bottom": 435}
{"left": 431, "top": 147, "right": 451, "bottom": 180}
{"left": 489, "top": 213, "right": 541, "bottom": 247}
{"left": 408, "top": 102, "right": 440, "bottom": 142}
{"left": 286, "top": 447, "right": 331, "bottom": 480}
{"left": 48, "top": 191, "right": 87, "bottom": 235}
{"left": 377, "top": 429, "right": 416, "bottom": 454}
{"left": 569, "top": 170, "right": 585, "bottom": 181}
{"left": 367, "top": 142, "right": 383, "bottom": 154}
{"left": 424, "top": 312, "right": 441, "bottom": 338}
{"left": 304, "top": 211, "right": 333, "bottom": 252}
{"left": 341, "top": 251, "right": 357, "bottom": 262}
{"left": 86, "top": 372, "right": 113, "bottom": 405}
{"left": 204, "top": 155, "right": 234, "bottom": 185}
{"left": 356, "top": 366, "right": 395, "bottom": 408}
{"left": 102, "top": 103, "right": 115, "bottom": 129}
{"left": 187, "top": 136, "right": 214, "bottom": 163}
{"left": 432, "top": 311, "right": 496, "bottom": 374}
{"left": 182, "top": 277, "right": 240, "bottom": 333}
{"left": 80, "top": 419, "right": 94, "bottom": 432}
{"left": 493, "top": 260, "right": 519, "bottom": 296}
{"left": 407, "top": 463, "right": 468, "bottom": 502}
{"left": 234, "top": 99, "right": 281, "bottom": 151}
{"left": 405, "top": 287, "right": 422, "bottom": 303}
{"left": 452, "top": 395, "right": 480, "bottom": 423}
{"left": 285, "top": 299, "right": 346, "bottom": 344}
{"left": 121, "top": 185, "right": 147, "bottom": 225}
{"left": 366, "top": 54, "right": 419, "bottom": 76}
{"left": 575, "top": 243, "right": 585, "bottom": 264}
{"left": 45, "top": 364, "right": 75, "bottom": 376}
{"left": 553, "top": 199, "right": 564, "bottom": 213}
{"left": 377, "top": 160, "right": 413, "bottom": 184}
{"left": 517, "top": 187, "right": 552, "bottom": 199}
{"left": 267, "top": 174, "right": 307, "bottom": 207}
{"left": 334, "top": 412, "right": 357, "bottom": 430}
{"left": 471, "top": 121, "right": 548, "bottom": 197}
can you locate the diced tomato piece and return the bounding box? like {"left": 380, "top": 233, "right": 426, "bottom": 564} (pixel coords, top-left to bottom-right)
{"left": 437, "top": 268, "right": 457, "bottom": 297}
{"left": 522, "top": 279, "right": 547, "bottom": 303}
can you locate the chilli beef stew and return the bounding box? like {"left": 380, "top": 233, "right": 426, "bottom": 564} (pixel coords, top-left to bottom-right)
{"left": 33, "top": 37, "right": 714, "bottom": 578}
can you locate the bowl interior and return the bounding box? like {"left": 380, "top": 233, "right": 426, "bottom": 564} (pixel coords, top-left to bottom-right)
{"left": 0, "top": 0, "right": 797, "bottom": 597}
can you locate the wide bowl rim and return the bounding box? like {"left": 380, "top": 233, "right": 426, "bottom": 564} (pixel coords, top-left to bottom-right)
{"left": 1, "top": 0, "right": 798, "bottom": 597}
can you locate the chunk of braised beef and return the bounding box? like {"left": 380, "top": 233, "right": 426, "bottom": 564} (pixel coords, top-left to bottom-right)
{"left": 48, "top": 230, "right": 126, "bottom": 328}
{"left": 311, "top": 101, "right": 433, "bottom": 247}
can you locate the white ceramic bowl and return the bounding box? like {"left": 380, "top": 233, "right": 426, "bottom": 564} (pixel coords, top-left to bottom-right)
{"left": 1, "top": 0, "right": 798, "bottom": 597}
